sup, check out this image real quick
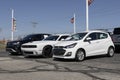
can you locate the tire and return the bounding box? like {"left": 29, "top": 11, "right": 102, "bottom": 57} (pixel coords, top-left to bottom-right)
{"left": 42, "top": 45, "right": 53, "bottom": 58}
{"left": 8, "top": 52, "right": 16, "bottom": 55}
{"left": 8, "top": 52, "right": 13, "bottom": 55}
{"left": 107, "top": 47, "right": 114, "bottom": 57}
{"left": 75, "top": 49, "right": 85, "bottom": 61}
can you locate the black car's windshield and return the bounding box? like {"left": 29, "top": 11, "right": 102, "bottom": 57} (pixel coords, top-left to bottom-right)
{"left": 22, "top": 35, "right": 33, "bottom": 40}
{"left": 44, "top": 35, "right": 59, "bottom": 41}
{"left": 65, "top": 33, "right": 87, "bottom": 41}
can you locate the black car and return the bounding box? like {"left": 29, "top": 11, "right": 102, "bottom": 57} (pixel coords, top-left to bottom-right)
{"left": 6, "top": 33, "right": 51, "bottom": 55}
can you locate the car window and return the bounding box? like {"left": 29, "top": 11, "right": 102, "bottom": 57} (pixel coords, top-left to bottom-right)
{"left": 30, "top": 35, "right": 39, "bottom": 41}
{"left": 23, "top": 34, "right": 42, "bottom": 41}
{"left": 98, "top": 33, "right": 108, "bottom": 39}
{"left": 58, "top": 36, "right": 69, "bottom": 41}
{"left": 44, "top": 35, "right": 59, "bottom": 41}
{"left": 87, "top": 32, "right": 108, "bottom": 41}
{"left": 65, "top": 33, "right": 87, "bottom": 41}
{"left": 87, "top": 33, "right": 97, "bottom": 40}
{"left": 113, "top": 28, "right": 120, "bottom": 34}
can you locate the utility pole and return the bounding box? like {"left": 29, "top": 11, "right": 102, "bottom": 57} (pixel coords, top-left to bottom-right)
{"left": 11, "top": 9, "right": 14, "bottom": 41}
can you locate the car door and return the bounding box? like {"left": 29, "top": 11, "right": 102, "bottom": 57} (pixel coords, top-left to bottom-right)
{"left": 96, "top": 32, "right": 109, "bottom": 54}
{"left": 83, "top": 32, "right": 101, "bottom": 56}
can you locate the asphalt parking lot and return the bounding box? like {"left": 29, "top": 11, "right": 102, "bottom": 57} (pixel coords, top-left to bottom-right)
{"left": 0, "top": 51, "right": 120, "bottom": 80}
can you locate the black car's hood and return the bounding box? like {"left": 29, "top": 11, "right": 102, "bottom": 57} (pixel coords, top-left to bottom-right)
{"left": 7, "top": 39, "right": 34, "bottom": 45}
{"left": 7, "top": 40, "right": 21, "bottom": 43}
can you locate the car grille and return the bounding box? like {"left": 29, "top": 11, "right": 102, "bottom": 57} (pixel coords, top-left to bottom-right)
{"left": 54, "top": 46, "right": 64, "bottom": 49}
{"left": 53, "top": 49, "right": 66, "bottom": 56}
{"left": 7, "top": 42, "right": 13, "bottom": 46}
{"left": 22, "top": 45, "right": 37, "bottom": 48}
{"left": 24, "top": 51, "right": 33, "bottom": 54}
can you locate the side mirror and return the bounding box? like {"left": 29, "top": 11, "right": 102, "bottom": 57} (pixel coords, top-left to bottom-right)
{"left": 84, "top": 37, "right": 92, "bottom": 42}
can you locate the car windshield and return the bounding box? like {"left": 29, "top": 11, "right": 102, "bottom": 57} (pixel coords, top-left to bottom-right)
{"left": 44, "top": 35, "right": 59, "bottom": 41}
{"left": 65, "top": 33, "right": 87, "bottom": 41}
{"left": 22, "top": 35, "right": 34, "bottom": 40}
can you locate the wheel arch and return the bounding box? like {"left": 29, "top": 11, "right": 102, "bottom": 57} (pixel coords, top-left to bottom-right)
{"left": 42, "top": 45, "right": 53, "bottom": 53}
{"left": 42, "top": 45, "right": 53, "bottom": 58}
{"left": 107, "top": 45, "right": 115, "bottom": 57}
{"left": 108, "top": 45, "right": 115, "bottom": 51}
{"left": 44, "top": 45, "right": 53, "bottom": 48}
{"left": 76, "top": 48, "right": 86, "bottom": 57}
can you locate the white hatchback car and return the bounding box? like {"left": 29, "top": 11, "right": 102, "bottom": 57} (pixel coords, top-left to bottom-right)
{"left": 53, "top": 30, "right": 115, "bottom": 61}
{"left": 21, "top": 34, "right": 69, "bottom": 57}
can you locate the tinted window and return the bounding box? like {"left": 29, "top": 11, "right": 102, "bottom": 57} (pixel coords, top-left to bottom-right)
{"left": 23, "top": 34, "right": 46, "bottom": 41}
{"left": 23, "top": 35, "right": 35, "bottom": 41}
{"left": 113, "top": 28, "right": 120, "bottom": 34}
{"left": 98, "top": 33, "right": 108, "bottom": 39}
{"left": 88, "top": 33, "right": 97, "bottom": 40}
{"left": 44, "top": 35, "right": 59, "bottom": 41}
{"left": 87, "top": 32, "right": 108, "bottom": 41}
{"left": 66, "top": 33, "right": 87, "bottom": 41}
{"left": 58, "top": 36, "right": 69, "bottom": 41}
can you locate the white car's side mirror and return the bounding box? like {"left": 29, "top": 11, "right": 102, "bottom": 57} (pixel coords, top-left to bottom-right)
{"left": 84, "top": 37, "right": 92, "bottom": 42}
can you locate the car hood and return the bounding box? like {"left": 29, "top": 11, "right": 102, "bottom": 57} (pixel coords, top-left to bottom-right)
{"left": 7, "top": 40, "right": 20, "bottom": 43}
{"left": 22, "top": 41, "right": 59, "bottom": 46}
{"left": 54, "top": 41, "right": 78, "bottom": 46}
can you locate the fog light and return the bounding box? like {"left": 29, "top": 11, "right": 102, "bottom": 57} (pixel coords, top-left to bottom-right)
{"left": 33, "top": 51, "right": 38, "bottom": 55}
{"left": 65, "top": 52, "right": 72, "bottom": 56}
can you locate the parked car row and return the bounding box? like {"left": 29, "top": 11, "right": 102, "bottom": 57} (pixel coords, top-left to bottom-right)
{"left": 6, "top": 30, "right": 115, "bottom": 61}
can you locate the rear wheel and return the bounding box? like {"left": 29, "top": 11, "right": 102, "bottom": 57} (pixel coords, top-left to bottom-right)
{"left": 42, "top": 45, "right": 53, "bottom": 58}
{"left": 75, "top": 49, "right": 85, "bottom": 61}
{"left": 107, "top": 47, "right": 114, "bottom": 57}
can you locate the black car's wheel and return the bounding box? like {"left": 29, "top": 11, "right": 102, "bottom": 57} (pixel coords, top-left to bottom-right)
{"left": 42, "top": 45, "right": 53, "bottom": 58}
{"left": 8, "top": 52, "right": 14, "bottom": 55}
{"left": 8, "top": 51, "right": 22, "bottom": 55}
{"left": 107, "top": 47, "right": 114, "bottom": 57}
{"left": 75, "top": 49, "right": 85, "bottom": 61}
{"left": 8, "top": 52, "right": 17, "bottom": 55}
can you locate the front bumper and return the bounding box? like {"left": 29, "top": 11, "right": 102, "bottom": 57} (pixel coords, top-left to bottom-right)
{"left": 6, "top": 43, "right": 21, "bottom": 53}
{"left": 22, "top": 50, "right": 43, "bottom": 56}
{"left": 6, "top": 48, "right": 17, "bottom": 53}
{"left": 53, "top": 48, "right": 76, "bottom": 59}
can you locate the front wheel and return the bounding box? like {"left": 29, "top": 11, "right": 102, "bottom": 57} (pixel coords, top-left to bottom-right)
{"left": 75, "top": 49, "right": 85, "bottom": 61}
{"left": 42, "top": 45, "right": 53, "bottom": 58}
{"left": 107, "top": 47, "right": 114, "bottom": 57}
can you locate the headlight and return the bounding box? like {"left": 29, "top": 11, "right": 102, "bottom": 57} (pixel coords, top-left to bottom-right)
{"left": 65, "top": 43, "right": 77, "bottom": 49}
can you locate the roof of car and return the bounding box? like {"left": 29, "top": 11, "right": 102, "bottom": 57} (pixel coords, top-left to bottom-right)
{"left": 27, "top": 33, "right": 51, "bottom": 35}
{"left": 77, "top": 30, "right": 108, "bottom": 33}
{"left": 51, "top": 34, "right": 70, "bottom": 36}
